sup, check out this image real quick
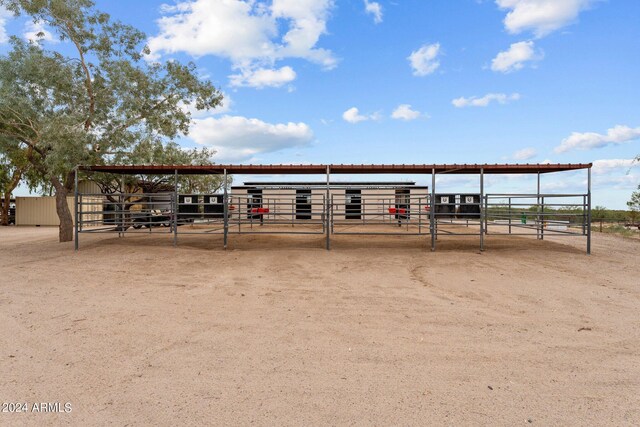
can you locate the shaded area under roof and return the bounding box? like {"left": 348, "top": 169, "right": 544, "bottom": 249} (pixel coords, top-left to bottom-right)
{"left": 79, "top": 163, "right": 592, "bottom": 175}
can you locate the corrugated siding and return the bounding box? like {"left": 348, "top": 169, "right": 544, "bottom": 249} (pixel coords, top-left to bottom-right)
{"left": 16, "top": 197, "right": 75, "bottom": 226}
{"left": 78, "top": 180, "right": 102, "bottom": 194}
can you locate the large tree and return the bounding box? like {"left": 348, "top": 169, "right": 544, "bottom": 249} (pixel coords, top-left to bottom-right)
{"left": 0, "top": 0, "right": 222, "bottom": 241}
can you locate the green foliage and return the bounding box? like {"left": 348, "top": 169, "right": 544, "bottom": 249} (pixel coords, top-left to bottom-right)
{"left": 601, "top": 224, "right": 639, "bottom": 239}
{"left": 0, "top": 135, "right": 41, "bottom": 193}
{"left": 627, "top": 184, "right": 640, "bottom": 223}
{"left": 0, "top": 0, "right": 223, "bottom": 239}
{"left": 591, "top": 205, "right": 608, "bottom": 221}
{"left": 0, "top": 0, "right": 222, "bottom": 189}
{"left": 628, "top": 185, "right": 640, "bottom": 212}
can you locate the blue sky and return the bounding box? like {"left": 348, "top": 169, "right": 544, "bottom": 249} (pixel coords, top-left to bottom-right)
{"left": 2, "top": 0, "right": 639, "bottom": 208}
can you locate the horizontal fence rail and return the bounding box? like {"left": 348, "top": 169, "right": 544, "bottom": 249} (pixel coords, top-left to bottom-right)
{"left": 74, "top": 189, "right": 591, "bottom": 252}
{"left": 331, "top": 193, "right": 431, "bottom": 235}
{"left": 76, "top": 192, "right": 175, "bottom": 234}
{"left": 226, "top": 193, "right": 327, "bottom": 235}
{"left": 484, "top": 194, "right": 589, "bottom": 238}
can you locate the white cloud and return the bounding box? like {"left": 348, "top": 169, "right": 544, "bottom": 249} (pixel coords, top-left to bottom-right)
{"left": 592, "top": 158, "right": 639, "bottom": 175}
{"left": 271, "top": 0, "right": 336, "bottom": 68}
{"left": 0, "top": 6, "right": 12, "bottom": 43}
{"left": 591, "top": 159, "right": 639, "bottom": 191}
{"left": 391, "top": 104, "right": 421, "bottom": 121}
{"left": 23, "top": 20, "right": 58, "bottom": 44}
{"left": 179, "top": 92, "right": 233, "bottom": 118}
{"left": 189, "top": 115, "right": 314, "bottom": 162}
{"left": 513, "top": 147, "right": 537, "bottom": 160}
{"left": 452, "top": 92, "right": 520, "bottom": 107}
{"left": 229, "top": 66, "right": 296, "bottom": 88}
{"left": 491, "top": 41, "right": 542, "bottom": 73}
{"left": 364, "top": 0, "right": 383, "bottom": 24}
{"left": 408, "top": 43, "right": 441, "bottom": 76}
{"left": 555, "top": 125, "right": 640, "bottom": 153}
{"left": 147, "top": 0, "right": 336, "bottom": 88}
{"left": 149, "top": 1, "right": 274, "bottom": 61}
{"left": 496, "top": 0, "right": 594, "bottom": 38}
{"left": 342, "top": 107, "right": 380, "bottom": 123}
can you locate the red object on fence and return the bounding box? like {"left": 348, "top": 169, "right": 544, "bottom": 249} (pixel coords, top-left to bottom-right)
{"left": 388, "top": 208, "right": 406, "bottom": 214}
{"left": 424, "top": 206, "right": 430, "bottom": 211}
{"left": 229, "top": 205, "right": 236, "bottom": 210}
{"left": 251, "top": 207, "right": 270, "bottom": 214}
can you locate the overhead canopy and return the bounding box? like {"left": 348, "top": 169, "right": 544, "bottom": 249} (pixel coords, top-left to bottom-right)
{"left": 79, "top": 163, "right": 591, "bottom": 175}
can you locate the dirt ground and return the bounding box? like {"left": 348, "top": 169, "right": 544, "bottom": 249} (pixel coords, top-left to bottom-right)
{"left": 1, "top": 226, "right": 638, "bottom": 426}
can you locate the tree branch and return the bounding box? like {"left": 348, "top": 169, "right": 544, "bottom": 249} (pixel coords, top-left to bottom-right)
{"left": 63, "top": 22, "right": 95, "bottom": 131}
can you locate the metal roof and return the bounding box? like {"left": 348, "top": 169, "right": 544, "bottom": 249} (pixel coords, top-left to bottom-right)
{"left": 238, "top": 181, "right": 418, "bottom": 186}
{"left": 79, "top": 163, "right": 591, "bottom": 175}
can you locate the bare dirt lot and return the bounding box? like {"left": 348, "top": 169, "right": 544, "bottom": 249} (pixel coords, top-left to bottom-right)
{"left": 1, "top": 226, "right": 638, "bottom": 426}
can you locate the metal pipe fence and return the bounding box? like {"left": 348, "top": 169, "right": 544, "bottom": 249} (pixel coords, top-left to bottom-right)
{"left": 76, "top": 192, "right": 174, "bottom": 234}
{"left": 331, "top": 193, "right": 431, "bottom": 235}
{"left": 226, "top": 193, "right": 327, "bottom": 235}
{"left": 75, "top": 189, "right": 591, "bottom": 251}
{"left": 484, "top": 194, "right": 589, "bottom": 238}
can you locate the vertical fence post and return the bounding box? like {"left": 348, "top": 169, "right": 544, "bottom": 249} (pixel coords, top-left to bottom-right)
{"left": 536, "top": 172, "right": 541, "bottom": 240}
{"left": 480, "top": 168, "right": 484, "bottom": 252}
{"left": 74, "top": 167, "right": 79, "bottom": 251}
{"left": 237, "top": 195, "right": 241, "bottom": 234}
{"left": 223, "top": 169, "right": 229, "bottom": 250}
{"left": 587, "top": 167, "right": 592, "bottom": 255}
{"left": 120, "top": 176, "right": 125, "bottom": 238}
{"left": 541, "top": 196, "right": 545, "bottom": 240}
{"left": 430, "top": 168, "right": 436, "bottom": 251}
{"left": 508, "top": 196, "right": 512, "bottom": 234}
{"left": 173, "top": 169, "right": 178, "bottom": 247}
{"left": 484, "top": 191, "right": 488, "bottom": 235}
{"left": 418, "top": 197, "right": 422, "bottom": 235}
{"left": 326, "top": 166, "right": 331, "bottom": 250}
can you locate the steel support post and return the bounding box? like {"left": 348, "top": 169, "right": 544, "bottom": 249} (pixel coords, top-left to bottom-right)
{"left": 484, "top": 190, "right": 488, "bottom": 235}
{"left": 173, "top": 170, "right": 178, "bottom": 247}
{"left": 326, "top": 166, "right": 331, "bottom": 250}
{"left": 536, "top": 172, "right": 541, "bottom": 239}
{"left": 508, "top": 197, "right": 512, "bottom": 234}
{"left": 541, "top": 196, "right": 545, "bottom": 240}
{"left": 418, "top": 198, "right": 422, "bottom": 234}
{"left": 480, "top": 168, "right": 484, "bottom": 251}
{"left": 582, "top": 195, "right": 586, "bottom": 235}
{"left": 430, "top": 168, "right": 436, "bottom": 251}
{"left": 587, "top": 167, "right": 592, "bottom": 255}
{"left": 120, "top": 176, "right": 125, "bottom": 238}
{"left": 74, "top": 167, "right": 79, "bottom": 251}
{"left": 223, "top": 169, "right": 229, "bottom": 249}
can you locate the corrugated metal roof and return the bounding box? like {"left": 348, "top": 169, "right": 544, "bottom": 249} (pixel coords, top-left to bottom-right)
{"left": 239, "top": 181, "right": 417, "bottom": 186}
{"left": 79, "top": 163, "right": 591, "bottom": 175}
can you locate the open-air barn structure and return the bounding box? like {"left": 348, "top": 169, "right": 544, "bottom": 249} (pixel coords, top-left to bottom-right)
{"left": 74, "top": 163, "right": 593, "bottom": 253}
